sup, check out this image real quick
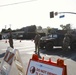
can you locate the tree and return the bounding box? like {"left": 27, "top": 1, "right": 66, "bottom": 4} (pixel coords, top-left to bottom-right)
{"left": 37, "top": 26, "right": 42, "bottom": 30}
{"left": 47, "top": 26, "right": 51, "bottom": 33}
{"left": 1, "top": 29, "right": 6, "bottom": 33}
{"left": 1, "top": 28, "right": 12, "bottom": 33}
{"left": 7, "top": 28, "right": 11, "bottom": 31}
{"left": 60, "top": 24, "right": 71, "bottom": 30}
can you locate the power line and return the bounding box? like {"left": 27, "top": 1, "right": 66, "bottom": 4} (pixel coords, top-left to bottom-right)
{"left": 0, "top": 0, "right": 37, "bottom": 7}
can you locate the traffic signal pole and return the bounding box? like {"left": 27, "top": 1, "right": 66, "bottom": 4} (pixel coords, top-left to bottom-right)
{"left": 50, "top": 11, "right": 76, "bottom": 18}
{"left": 58, "top": 12, "right": 76, "bottom": 14}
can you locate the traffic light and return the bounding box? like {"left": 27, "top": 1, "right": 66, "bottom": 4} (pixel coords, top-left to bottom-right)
{"left": 50, "top": 11, "right": 54, "bottom": 18}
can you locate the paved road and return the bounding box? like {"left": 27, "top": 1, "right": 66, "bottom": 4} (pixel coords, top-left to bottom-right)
{"left": 0, "top": 39, "right": 76, "bottom": 75}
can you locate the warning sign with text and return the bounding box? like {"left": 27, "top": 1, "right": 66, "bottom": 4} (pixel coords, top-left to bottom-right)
{"left": 27, "top": 60, "right": 63, "bottom": 75}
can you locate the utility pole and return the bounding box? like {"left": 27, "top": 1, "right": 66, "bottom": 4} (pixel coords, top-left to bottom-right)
{"left": 9, "top": 24, "right": 11, "bottom": 29}
{"left": 5, "top": 25, "right": 7, "bottom": 29}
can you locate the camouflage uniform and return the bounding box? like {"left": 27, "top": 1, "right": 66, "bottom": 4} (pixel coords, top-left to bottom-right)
{"left": 8, "top": 32, "right": 14, "bottom": 48}
{"left": 34, "top": 33, "right": 41, "bottom": 56}
{"left": 63, "top": 34, "right": 70, "bottom": 51}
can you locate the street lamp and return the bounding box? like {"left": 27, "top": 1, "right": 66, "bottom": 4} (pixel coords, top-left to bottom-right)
{"left": 5, "top": 25, "right": 7, "bottom": 29}
{"left": 9, "top": 24, "right": 11, "bottom": 29}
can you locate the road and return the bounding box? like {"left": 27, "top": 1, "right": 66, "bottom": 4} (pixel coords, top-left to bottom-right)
{"left": 0, "top": 39, "right": 76, "bottom": 75}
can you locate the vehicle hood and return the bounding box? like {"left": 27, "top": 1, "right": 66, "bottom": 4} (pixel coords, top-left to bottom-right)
{"left": 40, "top": 36, "right": 55, "bottom": 40}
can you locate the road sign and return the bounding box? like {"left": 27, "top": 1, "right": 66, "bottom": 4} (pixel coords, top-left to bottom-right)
{"left": 59, "top": 15, "right": 65, "bottom": 18}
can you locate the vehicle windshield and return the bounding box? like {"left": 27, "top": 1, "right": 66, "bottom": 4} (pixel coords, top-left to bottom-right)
{"left": 48, "top": 34, "right": 58, "bottom": 38}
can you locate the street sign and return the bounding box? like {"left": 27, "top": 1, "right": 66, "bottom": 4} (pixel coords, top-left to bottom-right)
{"left": 26, "top": 54, "right": 67, "bottom": 75}
{"left": 27, "top": 60, "right": 63, "bottom": 75}
{"left": 59, "top": 15, "right": 65, "bottom": 18}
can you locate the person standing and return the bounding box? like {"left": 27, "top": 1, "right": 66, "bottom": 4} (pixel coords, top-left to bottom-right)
{"left": 34, "top": 32, "right": 41, "bottom": 57}
{"left": 8, "top": 31, "right": 14, "bottom": 48}
{"left": 63, "top": 34, "right": 70, "bottom": 51}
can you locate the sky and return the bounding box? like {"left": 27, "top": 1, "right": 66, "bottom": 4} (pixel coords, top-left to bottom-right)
{"left": 0, "top": 0, "right": 76, "bottom": 31}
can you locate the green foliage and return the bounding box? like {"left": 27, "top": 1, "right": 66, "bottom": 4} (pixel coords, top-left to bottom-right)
{"left": 1, "top": 29, "right": 6, "bottom": 33}
{"left": 1, "top": 28, "right": 12, "bottom": 33}
{"left": 60, "top": 24, "right": 71, "bottom": 30}
{"left": 37, "top": 26, "right": 42, "bottom": 30}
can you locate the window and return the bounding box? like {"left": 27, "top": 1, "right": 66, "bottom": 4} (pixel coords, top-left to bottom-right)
{"left": 53, "top": 34, "right": 58, "bottom": 38}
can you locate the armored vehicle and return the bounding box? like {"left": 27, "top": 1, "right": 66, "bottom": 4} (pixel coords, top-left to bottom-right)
{"left": 39, "top": 30, "right": 76, "bottom": 51}
{"left": 0, "top": 34, "right": 2, "bottom": 40}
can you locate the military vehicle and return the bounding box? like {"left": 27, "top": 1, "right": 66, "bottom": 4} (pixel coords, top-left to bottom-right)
{"left": 16, "top": 25, "right": 45, "bottom": 40}
{"left": 0, "top": 34, "right": 2, "bottom": 40}
{"left": 39, "top": 30, "right": 76, "bottom": 51}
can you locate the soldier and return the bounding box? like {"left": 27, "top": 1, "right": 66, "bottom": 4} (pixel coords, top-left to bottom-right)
{"left": 63, "top": 34, "right": 70, "bottom": 51}
{"left": 34, "top": 32, "right": 41, "bottom": 57}
{"left": 8, "top": 31, "right": 14, "bottom": 48}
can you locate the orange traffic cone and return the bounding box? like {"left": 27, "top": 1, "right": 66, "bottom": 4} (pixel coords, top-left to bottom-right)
{"left": 20, "top": 40, "right": 21, "bottom": 42}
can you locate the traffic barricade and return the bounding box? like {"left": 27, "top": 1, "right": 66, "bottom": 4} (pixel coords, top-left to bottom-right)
{"left": 0, "top": 47, "right": 25, "bottom": 75}
{"left": 14, "top": 49, "right": 25, "bottom": 75}
{"left": 26, "top": 54, "right": 67, "bottom": 75}
{"left": 0, "top": 47, "right": 15, "bottom": 75}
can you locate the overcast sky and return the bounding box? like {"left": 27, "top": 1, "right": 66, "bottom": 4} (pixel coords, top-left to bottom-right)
{"left": 0, "top": 0, "right": 76, "bottom": 31}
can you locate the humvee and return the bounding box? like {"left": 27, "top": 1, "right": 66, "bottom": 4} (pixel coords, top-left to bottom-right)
{"left": 39, "top": 30, "right": 76, "bottom": 51}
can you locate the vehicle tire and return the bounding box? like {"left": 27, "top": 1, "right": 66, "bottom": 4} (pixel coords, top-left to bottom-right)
{"left": 39, "top": 44, "right": 44, "bottom": 49}
{"left": 45, "top": 42, "right": 53, "bottom": 51}
{"left": 70, "top": 42, "right": 76, "bottom": 50}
